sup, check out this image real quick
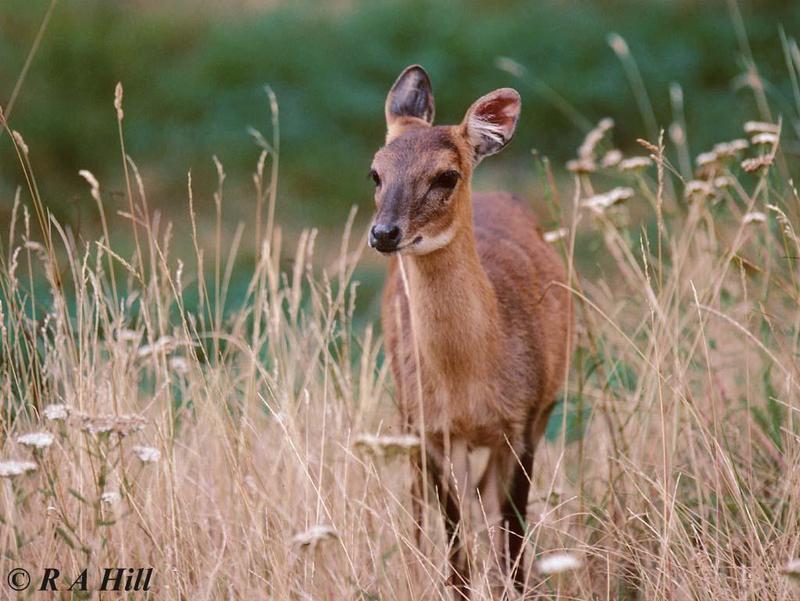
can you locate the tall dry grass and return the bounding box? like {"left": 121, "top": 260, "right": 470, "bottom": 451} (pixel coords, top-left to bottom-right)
{"left": 1, "top": 35, "right": 800, "bottom": 601}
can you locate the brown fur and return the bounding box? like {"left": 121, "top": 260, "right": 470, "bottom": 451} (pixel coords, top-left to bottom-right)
{"left": 371, "top": 66, "right": 573, "bottom": 594}
{"left": 382, "top": 189, "right": 571, "bottom": 447}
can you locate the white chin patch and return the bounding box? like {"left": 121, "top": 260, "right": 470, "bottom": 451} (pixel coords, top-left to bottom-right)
{"left": 404, "top": 225, "right": 456, "bottom": 255}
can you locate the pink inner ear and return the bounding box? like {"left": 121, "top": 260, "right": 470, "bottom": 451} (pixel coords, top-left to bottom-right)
{"left": 476, "top": 94, "right": 518, "bottom": 128}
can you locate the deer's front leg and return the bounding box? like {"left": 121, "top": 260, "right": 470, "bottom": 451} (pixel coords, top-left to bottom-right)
{"left": 477, "top": 448, "right": 512, "bottom": 561}
{"left": 426, "top": 439, "right": 471, "bottom": 597}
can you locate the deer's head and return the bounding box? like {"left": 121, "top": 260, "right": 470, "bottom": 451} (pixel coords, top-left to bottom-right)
{"left": 368, "top": 65, "right": 521, "bottom": 255}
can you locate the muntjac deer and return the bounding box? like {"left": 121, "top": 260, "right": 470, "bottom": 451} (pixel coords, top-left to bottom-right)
{"left": 369, "top": 65, "right": 573, "bottom": 596}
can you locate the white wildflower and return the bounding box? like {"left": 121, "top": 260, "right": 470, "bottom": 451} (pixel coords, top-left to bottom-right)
{"left": 581, "top": 187, "right": 634, "bottom": 213}
{"left": 619, "top": 156, "right": 653, "bottom": 172}
{"left": 750, "top": 132, "right": 779, "bottom": 146}
{"left": 566, "top": 158, "right": 596, "bottom": 174}
{"left": 536, "top": 552, "right": 583, "bottom": 575}
{"left": 101, "top": 490, "right": 120, "bottom": 505}
{"left": 784, "top": 559, "right": 800, "bottom": 580}
{"left": 75, "top": 412, "right": 146, "bottom": 436}
{"left": 713, "top": 175, "right": 735, "bottom": 189}
{"left": 695, "top": 151, "right": 718, "bottom": 167}
{"left": 744, "top": 121, "right": 779, "bottom": 135}
{"left": 43, "top": 404, "right": 69, "bottom": 421}
{"left": 291, "top": 525, "right": 338, "bottom": 550}
{"left": 713, "top": 139, "right": 749, "bottom": 157}
{"left": 0, "top": 460, "right": 37, "bottom": 478}
{"left": 17, "top": 432, "right": 54, "bottom": 450}
{"left": 743, "top": 211, "right": 767, "bottom": 225}
{"left": 354, "top": 434, "right": 421, "bottom": 459}
{"left": 600, "top": 149, "right": 622, "bottom": 168}
{"left": 132, "top": 445, "right": 160, "bottom": 463}
{"left": 117, "top": 329, "right": 141, "bottom": 343}
{"left": 684, "top": 180, "right": 714, "bottom": 200}
{"left": 741, "top": 155, "right": 773, "bottom": 173}
{"left": 169, "top": 356, "right": 190, "bottom": 374}
{"left": 543, "top": 228, "right": 569, "bottom": 243}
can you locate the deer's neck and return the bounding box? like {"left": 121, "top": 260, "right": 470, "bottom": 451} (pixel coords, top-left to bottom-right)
{"left": 404, "top": 212, "right": 501, "bottom": 379}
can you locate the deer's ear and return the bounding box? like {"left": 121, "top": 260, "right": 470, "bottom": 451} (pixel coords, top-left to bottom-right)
{"left": 462, "top": 88, "right": 521, "bottom": 164}
{"left": 385, "top": 65, "right": 435, "bottom": 141}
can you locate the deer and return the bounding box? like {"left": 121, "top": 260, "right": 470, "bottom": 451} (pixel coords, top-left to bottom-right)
{"left": 368, "top": 65, "right": 573, "bottom": 597}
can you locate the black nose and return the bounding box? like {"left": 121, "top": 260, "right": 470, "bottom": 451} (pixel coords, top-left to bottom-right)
{"left": 370, "top": 223, "right": 402, "bottom": 251}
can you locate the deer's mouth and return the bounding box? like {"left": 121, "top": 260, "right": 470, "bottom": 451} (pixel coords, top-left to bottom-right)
{"left": 373, "top": 236, "right": 423, "bottom": 255}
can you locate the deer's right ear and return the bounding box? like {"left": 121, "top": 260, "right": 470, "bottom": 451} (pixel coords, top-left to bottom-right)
{"left": 385, "top": 65, "right": 435, "bottom": 141}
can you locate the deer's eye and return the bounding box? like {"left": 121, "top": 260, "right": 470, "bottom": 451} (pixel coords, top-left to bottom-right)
{"left": 432, "top": 170, "right": 460, "bottom": 190}
{"left": 368, "top": 169, "right": 381, "bottom": 188}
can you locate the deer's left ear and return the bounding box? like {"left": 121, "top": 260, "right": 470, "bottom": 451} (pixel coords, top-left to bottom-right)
{"left": 461, "top": 88, "right": 521, "bottom": 164}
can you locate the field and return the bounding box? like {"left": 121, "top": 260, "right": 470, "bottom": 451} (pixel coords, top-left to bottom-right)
{"left": 2, "top": 1, "right": 800, "bottom": 600}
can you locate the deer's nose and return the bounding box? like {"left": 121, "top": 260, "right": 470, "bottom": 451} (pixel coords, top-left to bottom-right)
{"left": 370, "top": 223, "right": 402, "bottom": 252}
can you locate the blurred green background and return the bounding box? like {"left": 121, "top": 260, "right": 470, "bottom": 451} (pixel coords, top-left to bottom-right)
{"left": 0, "top": 0, "right": 798, "bottom": 315}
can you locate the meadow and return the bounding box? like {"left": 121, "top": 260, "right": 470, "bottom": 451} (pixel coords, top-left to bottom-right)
{"left": 1, "top": 1, "right": 800, "bottom": 600}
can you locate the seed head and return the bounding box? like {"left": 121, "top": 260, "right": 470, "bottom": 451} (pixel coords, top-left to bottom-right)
{"left": 114, "top": 82, "right": 124, "bottom": 121}
{"left": 12, "top": 131, "right": 29, "bottom": 156}
{"left": 577, "top": 118, "right": 614, "bottom": 161}
{"left": 78, "top": 170, "right": 101, "bottom": 203}
{"left": 607, "top": 32, "right": 629, "bottom": 56}
{"left": 495, "top": 56, "right": 525, "bottom": 78}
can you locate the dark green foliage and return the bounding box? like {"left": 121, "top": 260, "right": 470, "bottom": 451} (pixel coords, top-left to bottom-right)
{"left": 1, "top": 0, "right": 797, "bottom": 231}
{"left": 750, "top": 366, "right": 785, "bottom": 452}
{"left": 608, "top": 359, "right": 638, "bottom": 393}
{"left": 545, "top": 394, "right": 592, "bottom": 444}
